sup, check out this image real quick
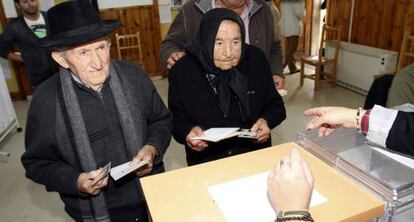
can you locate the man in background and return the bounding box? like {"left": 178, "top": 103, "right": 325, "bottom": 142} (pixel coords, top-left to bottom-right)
{"left": 0, "top": 0, "right": 57, "bottom": 88}
{"left": 161, "top": 0, "right": 286, "bottom": 89}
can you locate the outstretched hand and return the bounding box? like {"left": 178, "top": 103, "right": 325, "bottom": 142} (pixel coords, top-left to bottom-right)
{"left": 304, "top": 107, "right": 365, "bottom": 137}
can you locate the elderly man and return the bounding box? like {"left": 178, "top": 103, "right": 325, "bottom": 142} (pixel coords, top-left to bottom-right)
{"left": 0, "top": 0, "right": 58, "bottom": 87}
{"left": 21, "top": 1, "right": 172, "bottom": 222}
{"left": 161, "top": 0, "right": 285, "bottom": 89}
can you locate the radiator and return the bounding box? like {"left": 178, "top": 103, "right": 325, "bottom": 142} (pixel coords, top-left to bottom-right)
{"left": 326, "top": 41, "right": 398, "bottom": 95}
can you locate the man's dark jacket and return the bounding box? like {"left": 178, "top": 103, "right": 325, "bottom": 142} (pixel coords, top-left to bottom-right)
{"left": 21, "top": 60, "right": 172, "bottom": 221}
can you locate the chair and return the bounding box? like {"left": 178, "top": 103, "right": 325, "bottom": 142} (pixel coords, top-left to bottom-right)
{"left": 300, "top": 25, "right": 341, "bottom": 90}
{"left": 396, "top": 32, "right": 414, "bottom": 73}
{"left": 115, "top": 32, "right": 144, "bottom": 69}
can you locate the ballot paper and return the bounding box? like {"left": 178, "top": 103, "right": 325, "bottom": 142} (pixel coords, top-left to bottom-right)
{"left": 277, "top": 89, "right": 288, "bottom": 96}
{"left": 192, "top": 127, "right": 240, "bottom": 142}
{"left": 208, "top": 171, "right": 327, "bottom": 222}
{"left": 91, "top": 162, "right": 111, "bottom": 186}
{"left": 110, "top": 160, "right": 149, "bottom": 181}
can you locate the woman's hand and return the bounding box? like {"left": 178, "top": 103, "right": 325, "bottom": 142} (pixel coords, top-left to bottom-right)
{"left": 304, "top": 107, "right": 366, "bottom": 137}
{"left": 267, "top": 148, "right": 314, "bottom": 213}
{"left": 185, "top": 126, "right": 209, "bottom": 151}
{"left": 250, "top": 118, "right": 271, "bottom": 143}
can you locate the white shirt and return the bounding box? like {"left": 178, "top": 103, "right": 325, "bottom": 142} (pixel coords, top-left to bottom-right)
{"left": 24, "top": 13, "right": 47, "bottom": 39}
{"left": 367, "top": 105, "right": 398, "bottom": 147}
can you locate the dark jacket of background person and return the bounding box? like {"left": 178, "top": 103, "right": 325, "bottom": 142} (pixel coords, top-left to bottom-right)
{"left": 387, "top": 111, "right": 414, "bottom": 156}
{"left": 169, "top": 45, "right": 286, "bottom": 165}
{"left": 160, "top": 0, "right": 284, "bottom": 75}
{"left": 22, "top": 60, "right": 172, "bottom": 221}
{"left": 0, "top": 11, "right": 58, "bottom": 87}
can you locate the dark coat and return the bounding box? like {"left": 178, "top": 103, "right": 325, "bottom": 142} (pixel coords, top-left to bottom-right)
{"left": 21, "top": 60, "right": 172, "bottom": 221}
{"left": 0, "top": 12, "right": 58, "bottom": 87}
{"left": 387, "top": 111, "right": 414, "bottom": 156}
{"left": 168, "top": 45, "right": 286, "bottom": 165}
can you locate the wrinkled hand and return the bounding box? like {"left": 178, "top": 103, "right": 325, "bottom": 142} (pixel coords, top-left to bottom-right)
{"left": 267, "top": 148, "right": 314, "bottom": 213}
{"left": 304, "top": 107, "right": 365, "bottom": 137}
{"left": 131, "top": 145, "right": 158, "bottom": 177}
{"left": 166, "top": 51, "right": 186, "bottom": 70}
{"left": 186, "top": 126, "right": 208, "bottom": 152}
{"left": 250, "top": 118, "right": 271, "bottom": 143}
{"left": 77, "top": 169, "right": 109, "bottom": 195}
{"left": 273, "top": 75, "right": 285, "bottom": 90}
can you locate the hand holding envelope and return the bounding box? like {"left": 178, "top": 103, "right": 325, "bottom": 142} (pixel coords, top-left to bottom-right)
{"left": 77, "top": 163, "right": 111, "bottom": 195}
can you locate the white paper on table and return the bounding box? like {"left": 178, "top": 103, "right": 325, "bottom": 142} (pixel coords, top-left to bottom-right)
{"left": 208, "top": 171, "right": 327, "bottom": 222}
{"left": 371, "top": 147, "right": 414, "bottom": 170}
{"left": 110, "top": 159, "right": 148, "bottom": 181}
{"left": 192, "top": 127, "right": 240, "bottom": 142}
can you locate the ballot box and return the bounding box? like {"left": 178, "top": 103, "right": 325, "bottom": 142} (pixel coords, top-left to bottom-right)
{"left": 297, "top": 128, "right": 414, "bottom": 222}
{"left": 141, "top": 142, "right": 384, "bottom": 222}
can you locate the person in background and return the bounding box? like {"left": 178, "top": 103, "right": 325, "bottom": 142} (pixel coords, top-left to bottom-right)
{"left": 21, "top": 2, "right": 172, "bottom": 221}
{"left": 268, "top": 148, "right": 314, "bottom": 222}
{"left": 0, "top": 0, "right": 58, "bottom": 88}
{"left": 386, "top": 63, "right": 414, "bottom": 107}
{"left": 280, "top": 0, "right": 305, "bottom": 74}
{"left": 266, "top": 0, "right": 281, "bottom": 39}
{"left": 168, "top": 8, "right": 286, "bottom": 166}
{"left": 161, "top": 0, "right": 286, "bottom": 89}
{"left": 304, "top": 105, "right": 414, "bottom": 156}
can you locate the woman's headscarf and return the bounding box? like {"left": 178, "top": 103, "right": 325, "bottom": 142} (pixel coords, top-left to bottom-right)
{"left": 185, "top": 8, "right": 250, "bottom": 121}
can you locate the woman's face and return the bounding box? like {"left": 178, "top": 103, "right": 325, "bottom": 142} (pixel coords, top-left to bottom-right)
{"left": 213, "top": 20, "right": 242, "bottom": 70}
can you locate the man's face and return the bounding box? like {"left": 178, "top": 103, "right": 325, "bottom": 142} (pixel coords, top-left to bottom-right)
{"left": 16, "top": 0, "right": 39, "bottom": 16}
{"left": 54, "top": 39, "right": 111, "bottom": 91}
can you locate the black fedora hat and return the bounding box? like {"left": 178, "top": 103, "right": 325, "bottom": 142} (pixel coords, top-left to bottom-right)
{"left": 39, "top": 1, "right": 120, "bottom": 47}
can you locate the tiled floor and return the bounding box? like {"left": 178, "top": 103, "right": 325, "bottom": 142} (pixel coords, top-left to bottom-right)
{"left": 0, "top": 68, "right": 365, "bottom": 221}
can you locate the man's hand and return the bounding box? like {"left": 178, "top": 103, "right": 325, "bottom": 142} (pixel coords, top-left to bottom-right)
{"left": 273, "top": 75, "right": 285, "bottom": 90}
{"left": 77, "top": 169, "right": 109, "bottom": 195}
{"left": 8, "top": 52, "right": 23, "bottom": 63}
{"left": 304, "top": 107, "right": 365, "bottom": 137}
{"left": 250, "top": 118, "right": 271, "bottom": 143}
{"left": 267, "top": 148, "right": 314, "bottom": 213}
{"left": 166, "top": 51, "right": 186, "bottom": 70}
{"left": 185, "top": 126, "right": 208, "bottom": 152}
{"left": 131, "top": 145, "right": 158, "bottom": 177}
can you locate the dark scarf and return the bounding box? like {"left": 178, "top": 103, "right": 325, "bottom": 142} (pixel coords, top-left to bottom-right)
{"left": 185, "top": 8, "right": 250, "bottom": 121}
{"left": 55, "top": 62, "right": 145, "bottom": 222}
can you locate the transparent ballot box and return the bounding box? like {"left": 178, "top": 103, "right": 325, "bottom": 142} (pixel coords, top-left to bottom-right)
{"left": 297, "top": 128, "right": 414, "bottom": 222}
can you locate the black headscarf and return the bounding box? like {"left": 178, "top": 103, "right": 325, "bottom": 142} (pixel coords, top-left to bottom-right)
{"left": 185, "top": 8, "right": 250, "bottom": 121}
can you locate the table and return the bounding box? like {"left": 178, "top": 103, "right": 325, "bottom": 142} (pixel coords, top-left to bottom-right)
{"left": 141, "top": 142, "right": 384, "bottom": 222}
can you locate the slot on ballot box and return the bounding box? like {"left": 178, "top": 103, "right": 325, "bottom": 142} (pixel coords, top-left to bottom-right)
{"left": 141, "top": 142, "right": 384, "bottom": 222}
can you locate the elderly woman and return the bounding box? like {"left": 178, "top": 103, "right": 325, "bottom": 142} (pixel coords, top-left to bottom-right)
{"left": 168, "top": 8, "right": 286, "bottom": 166}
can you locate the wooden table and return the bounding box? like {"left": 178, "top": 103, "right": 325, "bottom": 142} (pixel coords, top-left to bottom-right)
{"left": 141, "top": 142, "right": 384, "bottom": 222}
